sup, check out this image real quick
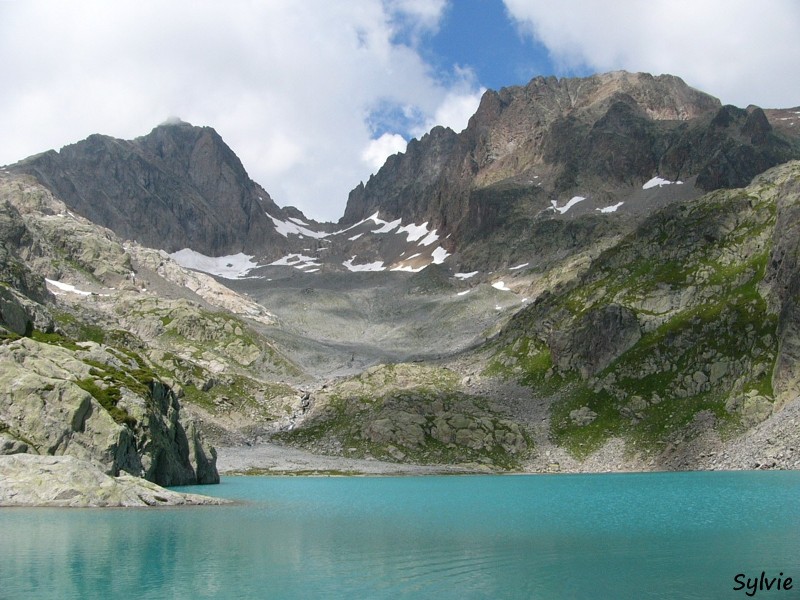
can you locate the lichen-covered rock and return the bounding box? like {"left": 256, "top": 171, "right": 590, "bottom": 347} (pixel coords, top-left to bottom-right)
{"left": 0, "top": 337, "right": 219, "bottom": 486}
{"left": 569, "top": 406, "right": 598, "bottom": 426}
{"left": 0, "top": 338, "right": 138, "bottom": 472}
{"left": 550, "top": 304, "right": 641, "bottom": 378}
{"left": 0, "top": 454, "right": 226, "bottom": 507}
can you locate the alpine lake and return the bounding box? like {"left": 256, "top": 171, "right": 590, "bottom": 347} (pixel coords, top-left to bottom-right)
{"left": 2, "top": 471, "right": 799, "bottom": 599}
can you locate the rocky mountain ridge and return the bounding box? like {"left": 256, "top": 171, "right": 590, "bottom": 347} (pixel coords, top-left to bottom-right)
{"left": 10, "top": 72, "right": 800, "bottom": 280}
{"left": 344, "top": 71, "right": 800, "bottom": 270}
{"left": 2, "top": 71, "right": 800, "bottom": 492}
{"left": 11, "top": 121, "right": 307, "bottom": 258}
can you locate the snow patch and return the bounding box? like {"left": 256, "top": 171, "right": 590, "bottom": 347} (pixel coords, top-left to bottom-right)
{"left": 346, "top": 212, "right": 403, "bottom": 234}
{"left": 348, "top": 233, "right": 363, "bottom": 241}
{"left": 456, "top": 290, "right": 470, "bottom": 296}
{"left": 343, "top": 256, "right": 386, "bottom": 272}
{"left": 373, "top": 218, "right": 402, "bottom": 234}
{"left": 551, "top": 196, "right": 585, "bottom": 214}
{"left": 46, "top": 279, "right": 92, "bottom": 296}
{"left": 509, "top": 262, "right": 529, "bottom": 271}
{"left": 269, "top": 253, "right": 321, "bottom": 271}
{"left": 170, "top": 249, "right": 259, "bottom": 279}
{"left": 418, "top": 230, "right": 440, "bottom": 246}
{"left": 492, "top": 281, "right": 512, "bottom": 292}
{"left": 597, "top": 202, "right": 624, "bottom": 213}
{"left": 327, "top": 213, "right": 379, "bottom": 237}
{"left": 455, "top": 271, "right": 479, "bottom": 280}
{"left": 643, "top": 177, "right": 683, "bottom": 190}
{"left": 268, "top": 214, "right": 327, "bottom": 239}
{"left": 397, "top": 222, "right": 430, "bottom": 242}
{"left": 431, "top": 246, "right": 450, "bottom": 264}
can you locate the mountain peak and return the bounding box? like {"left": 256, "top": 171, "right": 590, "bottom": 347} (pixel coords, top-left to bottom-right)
{"left": 158, "top": 116, "right": 190, "bottom": 127}
{"left": 342, "top": 71, "right": 800, "bottom": 269}
{"left": 10, "top": 124, "right": 293, "bottom": 257}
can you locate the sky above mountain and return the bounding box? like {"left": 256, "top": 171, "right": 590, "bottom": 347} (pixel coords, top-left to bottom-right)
{"left": 2, "top": 0, "right": 799, "bottom": 222}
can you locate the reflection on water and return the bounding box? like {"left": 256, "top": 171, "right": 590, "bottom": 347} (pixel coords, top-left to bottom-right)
{"left": 1, "top": 471, "right": 799, "bottom": 599}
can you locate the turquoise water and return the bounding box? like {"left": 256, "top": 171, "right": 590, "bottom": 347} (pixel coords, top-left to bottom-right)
{"left": 1, "top": 471, "right": 799, "bottom": 599}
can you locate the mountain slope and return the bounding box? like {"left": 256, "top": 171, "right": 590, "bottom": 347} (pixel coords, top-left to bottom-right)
{"left": 0, "top": 172, "right": 305, "bottom": 480}
{"left": 487, "top": 160, "right": 800, "bottom": 465}
{"left": 2, "top": 70, "right": 800, "bottom": 476}
{"left": 11, "top": 121, "right": 307, "bottom": 258}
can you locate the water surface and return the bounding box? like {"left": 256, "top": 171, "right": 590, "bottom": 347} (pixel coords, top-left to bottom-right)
{"left": 1, "top": 471, "right": 798, "bottom": 599}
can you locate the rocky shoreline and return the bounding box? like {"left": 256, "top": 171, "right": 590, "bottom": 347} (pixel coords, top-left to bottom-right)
{"left": 4, "top": 389, "right": 796, "bottom": 509}
{"left": 215, "top": 442, "right": 481, "bottom": 475}
{"left": 215, "top": 386, "right": 800, "bottom": 476}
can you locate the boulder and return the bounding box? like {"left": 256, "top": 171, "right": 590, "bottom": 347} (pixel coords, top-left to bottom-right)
{"left": 569, "top": 406, "right": 599, "bottom": 426}
{"left": 0, "top": 286, "right": 52, "bottom": 336}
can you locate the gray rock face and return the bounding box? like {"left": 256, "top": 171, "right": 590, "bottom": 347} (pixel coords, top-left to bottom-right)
{"left": 0, "top": 286, "right": 34, "bottom": 335}
{"left": 0, "top": 454, "right": 226, "bottom": 507}
{"left": 11, "top": 121, "right": 297, "bottom": 257}
{"left": 763, "top": 172, "right": 800, "bottom": 406}
{"left": 133, "top": 381, "right": 220, "bottom": 485}
{"left": 550, "top": 304, "right": 641, "bottom": 378}
{"left": 0, "top": 197, "right": 52, "bottom": 305}
{"left": 0, "top": 337, "right": 219, "bottom": 486}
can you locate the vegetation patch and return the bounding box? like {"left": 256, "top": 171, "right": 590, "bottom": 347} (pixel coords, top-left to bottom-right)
{"left": 278, "top": 365, "right": 533, "bottom": 470}
{"left": 75, "top": 377, "right": 136, "bottom": 428}
{"left": 230, "top": 468, "right": 365, "bottom": 477}
{"left": 490, "top": 176, "right": 782, "bottom": 461}
{"left": 30, "top": 330, "right": 83, "bottom": 351}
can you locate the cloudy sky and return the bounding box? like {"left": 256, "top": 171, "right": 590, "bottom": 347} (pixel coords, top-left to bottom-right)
{"left": 2, "top": 0, "right": 799, "bottom": 222}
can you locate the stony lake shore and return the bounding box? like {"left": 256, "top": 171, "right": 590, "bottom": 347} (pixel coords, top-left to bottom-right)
{"left": 217, "top": 379, "right": 800, "bottom": 476}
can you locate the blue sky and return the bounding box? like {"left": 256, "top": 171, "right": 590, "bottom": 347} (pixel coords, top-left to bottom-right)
{"left": 424, "top": 0, "right": 579, "bottom": 92}
{"left": 368, "top": 0, "right": 577, "bottom": 141}
{"left": 1, "top": 0, "right": 799, "bottom": 222}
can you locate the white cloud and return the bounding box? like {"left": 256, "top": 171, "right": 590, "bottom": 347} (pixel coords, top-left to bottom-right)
{"left": 385, "top": 0, "right": 448, "bottom": 33}
{"left": 411, "top": 66, "right": 485, "bottom": 136}
{"left": 0, "top": 0, "right": 475, "bottom": 222}
{"left": 503, "top": 0, "right": 800, "bottom": 108}
{"left": 430, "top": 87, "right": 486, "bottom": 132}
{"left": 361, "top": 132, "right": 408, "bottom": 171}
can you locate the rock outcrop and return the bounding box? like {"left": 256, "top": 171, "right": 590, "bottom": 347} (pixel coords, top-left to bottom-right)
{"left": 0, "top": 337, "right": 219, "bottom": 485}
{"left": 277, "top": 363, "right": 532, "bottom": 469}
{"left": 549, "top": 304, "right": 641, "bottom": 377}
{"left": 0, "top": 454, "right": 226, "bottom": 507}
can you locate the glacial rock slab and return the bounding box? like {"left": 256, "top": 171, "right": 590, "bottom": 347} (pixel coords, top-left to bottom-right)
{"left": 0, "top": 337, "right": 219, "bottom": 486}
{"left": 0, "top": 454, "right": 226, "bottom": 507}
